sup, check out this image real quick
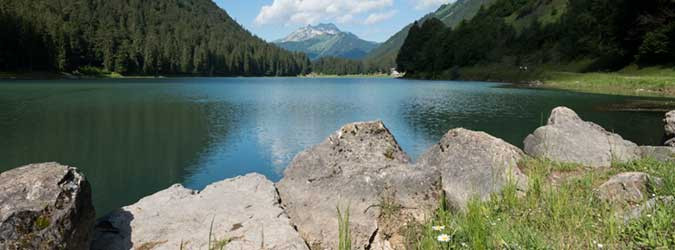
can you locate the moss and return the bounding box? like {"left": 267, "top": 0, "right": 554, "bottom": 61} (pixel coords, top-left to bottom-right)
{"left": 34, "top": 215, "right": 50, "bottom": 231}
{"left": 383, "top": 148, "right": 395, "bottom": 160}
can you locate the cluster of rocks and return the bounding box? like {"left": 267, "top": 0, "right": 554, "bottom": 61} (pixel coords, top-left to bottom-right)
{"left": 1, "top": 107, "right": 674, "bottom": 250}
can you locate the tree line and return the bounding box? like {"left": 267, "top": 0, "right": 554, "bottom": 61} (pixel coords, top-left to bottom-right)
{"left": 397, "top": 0, "right": 675, "bottom": 78}
{"left": 0, "top": 0, "right": 311, "bottom": 76}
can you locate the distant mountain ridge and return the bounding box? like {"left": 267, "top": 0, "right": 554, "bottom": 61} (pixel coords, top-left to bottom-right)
{"left": 274, "top": 23, "right": 379, "bottom": 60}
{"left": 364, "top": 0, "right": 497, "bottom": 70}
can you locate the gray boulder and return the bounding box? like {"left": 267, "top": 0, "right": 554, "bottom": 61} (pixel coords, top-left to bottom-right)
{"left": 596, "top": 172, "right": 662, "bottom": 206}
{"left": 623, "top": 196, "right": 674, "bottom": 222}
{"left": 640, "top": 146, "right": 675, "bottom": 162}
{"left": 524, "top": 107, "right": 641, "bottom": 167}
{"left": 664, "top": 110, "right": 675, "bottom": 146}
{"left": 0, "top": 163, "right": 95, "bottom": 250}
{"left": 91, "top": 173, "right": 307, "bottom": 250}
{"left": 276, "top": 121, "right": 441, "bottom": 250}
{"left": 418, "top": 128, "right": 528, "bottom": 209}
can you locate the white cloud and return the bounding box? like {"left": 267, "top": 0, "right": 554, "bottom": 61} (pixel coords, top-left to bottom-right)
{"left": 412, "top": 0, "right": 452, "bottom": 10}
{"left": 364, "top": 10, "right": 398, "bottom": 25}
{"left": 255, "top": 0, "right": 394, "bottom": 26}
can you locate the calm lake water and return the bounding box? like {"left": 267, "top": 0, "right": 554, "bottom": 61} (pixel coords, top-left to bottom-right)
{"left": 0, "top": 77, "right": 667, "bottom": 215}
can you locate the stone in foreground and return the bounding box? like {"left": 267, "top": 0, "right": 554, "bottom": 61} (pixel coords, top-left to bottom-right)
{"left": 418, "top": 128, "right": 528, "bottom": 209}
{"left": 664, "top": 110, "right": 675, "bottom": 146}
{"left": 640, "top": 146, "right": 675, "bottom": 162}
{"left": 623, "top": 196, "right": 674, "bottom": 222}
{"left": 524, "top": 107, "right": 640, "bottom": 167}
{"left": 277, "top": 121, "right": 441, "bottom": 250}
{"left": 91, "top": 174, "right": 307, "bottom": 250}
{"left": 596, "top": 172, "right": 662, "bottom": 207}
{"left": 0, "top": 163, "right": 95, "bottom": 250}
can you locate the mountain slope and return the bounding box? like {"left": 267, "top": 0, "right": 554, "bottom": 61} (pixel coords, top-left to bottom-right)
{"left": 0, "top": 0, "right": 310, "bottom": 76}
{"left": 397, "top": 0, "right": 675, "bottom": 78}
{"left": 274, "top": 24, "right": 379, "bottom": 60}
{"left": 364, "top": 0, "right": 497, "bottom": 71}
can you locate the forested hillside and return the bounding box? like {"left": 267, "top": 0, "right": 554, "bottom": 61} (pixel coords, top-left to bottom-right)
{"left": 397, "top": 0, "right": 675, "bottom": 79}
{"left": 364, "top": 0, "right": 497, "bottom": 72}
{"left": 0, "top": 0, "right": 310, "bottom": 76}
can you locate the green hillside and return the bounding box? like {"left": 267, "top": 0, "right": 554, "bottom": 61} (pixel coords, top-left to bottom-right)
{"left": 364, "top": 0, "right": 498, "bottom": 71}
{"left": 0, "top": 0, "right": 310, "bottom": 76}
{"left": 397, "top": 0, "right": 675, "bottom": 96}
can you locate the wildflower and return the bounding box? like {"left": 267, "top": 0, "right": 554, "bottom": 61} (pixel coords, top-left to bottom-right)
{"left": 647, "top": 214, "right": 652, "bottom": 218}
{"left": 461, "top": 242, "right": 468, "bottom": 247}
{"left": 432, "top": 225, "right": 445, "bottom": 231}
{"left": 652, "top": 193, "right": 656, "bottom": 197}
{"left": 437, "top": 234, "right": 451, "bottom": 242}
{"left": 597, "top": 243, "right": 604, "bottom": 249}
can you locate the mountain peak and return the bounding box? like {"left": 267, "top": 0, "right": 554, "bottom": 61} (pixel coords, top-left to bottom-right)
{"left": 278, "top": 23, "right": 342, "bottom": 43}
{"left": 309, "top": 23, "right": 340, "bottom": 32}
{"left": 274, "top": 23, "right": 379, "bottom": 60}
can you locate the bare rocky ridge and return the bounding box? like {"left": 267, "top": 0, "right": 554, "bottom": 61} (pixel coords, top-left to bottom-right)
{"left": 524, "top": 107, "right": 641, "bottom": 167}
{"left": 417, "top": 128, "right": 528, "bottom": 209}
{"left": 91, "top": 173, "right": 307, "bottom": 250}
{"left": 0, "top": 163, "right": 94, "bottom": 250}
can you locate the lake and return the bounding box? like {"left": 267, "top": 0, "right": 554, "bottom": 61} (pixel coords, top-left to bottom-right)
{"left": 0, "top": 77, "right": 668, "bottom": 215}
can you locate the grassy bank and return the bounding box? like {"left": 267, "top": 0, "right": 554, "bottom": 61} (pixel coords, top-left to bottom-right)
{"left": 301, "top": 73, "right": 394, "bottom": 78}
{"left": 453, "top": 65, "right": 675, "bottom": 97}
{"left": 406, "top": 158, "right": 675, "bottom": 249}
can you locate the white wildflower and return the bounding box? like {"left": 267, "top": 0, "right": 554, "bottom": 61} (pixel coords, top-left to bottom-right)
{"left": 432, "top": 225, "right": 445, "bottom": 231}
{"left": 437, "top": 234, "right": 451, "bottom": 242}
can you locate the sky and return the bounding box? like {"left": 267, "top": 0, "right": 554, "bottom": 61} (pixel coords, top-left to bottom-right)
{"left": 215, "top": 0, "right": 453, "bottom": 43}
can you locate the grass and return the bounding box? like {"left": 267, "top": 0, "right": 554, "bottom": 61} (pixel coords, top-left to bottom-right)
{"left": 406, "top": 157, "right": 675, "bottom": 249}
{"left": 449, "top": 64, "right": 675, "bottom": 97}
{"left": 302, "top": 73, "right": 393, "bottom": 78}
{"left": 75, "top": 66, "right": 125, "bottom": 78}
{"left": 337, "top": 204, "right": 352, "bottom": 250}
{"left": 544, "top": 68, "right": 675, "bottom": 97}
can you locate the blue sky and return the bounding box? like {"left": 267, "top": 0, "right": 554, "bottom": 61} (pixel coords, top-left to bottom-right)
{"left": 215, "top": 0, "right": 452, "bottom": 43}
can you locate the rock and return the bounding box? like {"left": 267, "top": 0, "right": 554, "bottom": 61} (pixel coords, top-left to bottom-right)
{"left": 640, "top": 146, "right": 675, "bottom": 162}
{"left": 418, "top": 128, "right": 528, "bottom": 209}
{"left": 91, "top": 173, "right": 307, "bottom": 250}
{"left": 596, "top": 172, "right": 662, "bottom": 206}
{"left": 524, "top": 107, "right": 641, "bottom": 167}
{"left": 664, "top": 110, "right": 675, "bottom": 146}
{"left": 623, "top": 196, "right": 674, "bottom": 222}
{"left": 277, "top": 121, "right": 441, "bottom": 250}
{"left": 0, "top": 163, "right": 95, "bottom": 250}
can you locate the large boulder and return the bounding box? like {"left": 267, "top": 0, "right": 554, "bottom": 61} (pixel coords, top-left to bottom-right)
{"left": 663, "top": 110, "right": 675, "bottom": 146}
{"left": 91, "top": 173, "right": 307, "bottom": 250}
{"left": 277, "top": 121, "right": 441, "bottom": 250}
{"left": 417, "top": 128, "right": 528, "bottom": 209}
{"left": 596, "top": 172, "right": 662, "bottom": 207}
{"left": 640, "top": 146, "right": 675, "bottom": 162}
{"left": 524, "top": 107, "right": 641, "bottom": 167}
{"left": 0, "top": 163, "right": 95, "bottom": 250}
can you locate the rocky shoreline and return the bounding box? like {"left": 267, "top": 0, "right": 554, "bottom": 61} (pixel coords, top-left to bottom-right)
{"left": 1, "top": 107, "right": 674, "bottom": 250}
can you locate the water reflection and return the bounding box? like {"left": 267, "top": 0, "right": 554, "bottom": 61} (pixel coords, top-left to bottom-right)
{"left": 0, "top": 83, "right": 224, "bottom": 215}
